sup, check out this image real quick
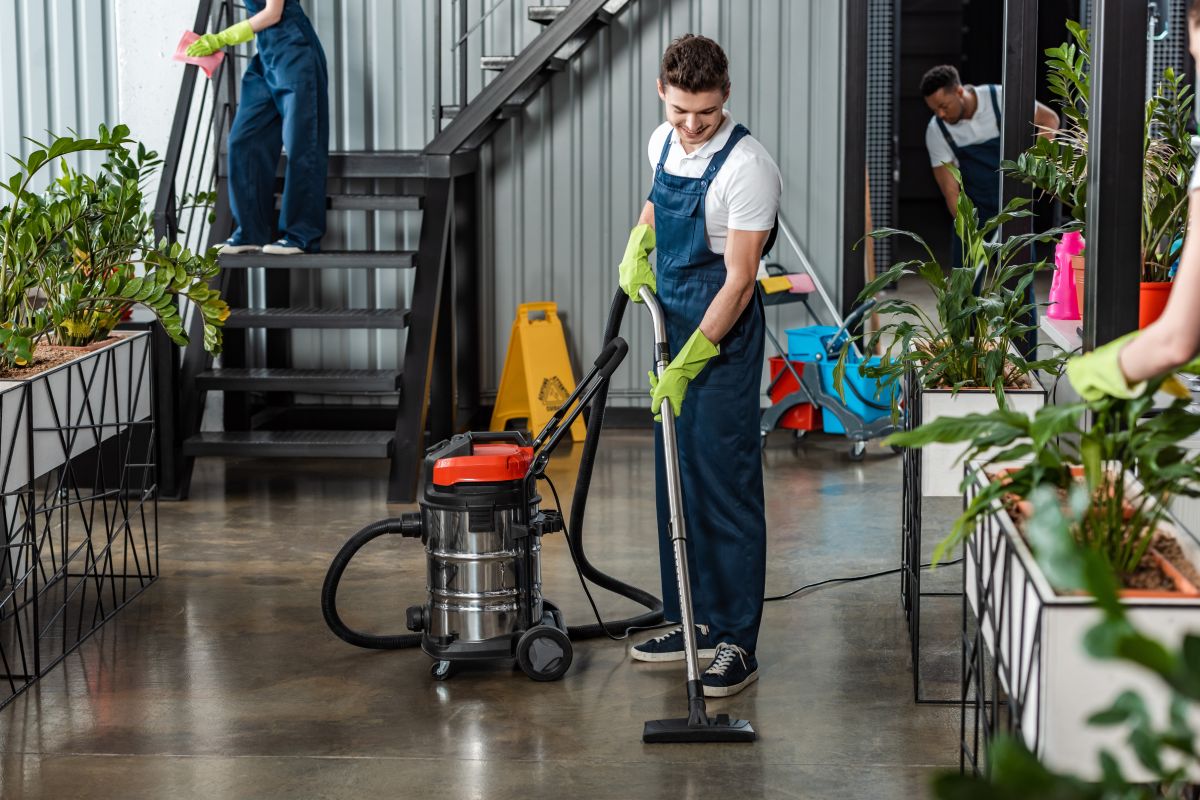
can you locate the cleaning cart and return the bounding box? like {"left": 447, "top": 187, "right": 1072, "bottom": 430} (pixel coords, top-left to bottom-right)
{"left": 758, "top": 260, "right": 899, "bottom": 460}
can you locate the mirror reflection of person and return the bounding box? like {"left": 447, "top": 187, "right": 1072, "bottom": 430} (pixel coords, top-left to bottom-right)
{"left": 188, "top": 0, "right": 328, "bottom": 255}
{"left": 920, "top": 65, "right": 1059, "bottom": 358}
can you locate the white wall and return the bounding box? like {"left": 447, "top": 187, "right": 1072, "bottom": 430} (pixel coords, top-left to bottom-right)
{"left": 113, "top": 0, "right": 203, "bottom": 209}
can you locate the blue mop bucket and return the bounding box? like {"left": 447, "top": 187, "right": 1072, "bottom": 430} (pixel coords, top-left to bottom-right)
{"left": 785, "top": 325, "right": 840, "bottom": 362}
{"left": 817, "top": 348, "right": 896, "bottom": 435}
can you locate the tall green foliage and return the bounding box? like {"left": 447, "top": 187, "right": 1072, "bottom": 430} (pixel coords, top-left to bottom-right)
{"left": 834, "top": 165, "right": 1070, "bottom": 415}
{"left": 0, "top": 125, "right": 227, "bottom": 367}
{"left": 1002, "top": 21, "right": 1195, "bottom": 282}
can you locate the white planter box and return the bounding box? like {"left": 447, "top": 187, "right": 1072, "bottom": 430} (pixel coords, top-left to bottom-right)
{"left": 964, "top": 465, "right": 1200, "bottom": 781}
{"left": 0, "top": 332, "right": 153, "bottom": 495}
{"left": 912, "top": 378, "right": 1046, "bottom": 497}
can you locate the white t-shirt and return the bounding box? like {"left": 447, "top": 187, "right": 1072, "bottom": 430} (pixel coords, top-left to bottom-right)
{"left": 925, "top": 84, "right": 1003, "bottom": 168}
{"left": 647, "top": 113, "right": 782, "bottom": 254}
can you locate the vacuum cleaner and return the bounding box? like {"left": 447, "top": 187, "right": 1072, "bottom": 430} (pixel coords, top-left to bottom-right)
{"left": 322, "top": 287, "right": 756, "bottom": 742}
{"left": 321, "top": 290, "right": 663, "bottom": 681}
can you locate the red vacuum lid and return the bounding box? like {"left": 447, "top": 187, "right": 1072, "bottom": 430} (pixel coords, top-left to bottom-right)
{"left": 432, "top": 443, "right": 534, "bottom": 486}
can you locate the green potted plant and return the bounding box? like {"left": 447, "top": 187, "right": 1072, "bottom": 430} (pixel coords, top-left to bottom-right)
{"left": 834, "top": 165, "right": 1069, "bottom": 495}
{"left": 1004, "top": 21, "right": 1196, "bottom": 329}
{"left": 0, "top": 124, "right": 229, "bottom": 491}
{"left": 889, "top": 379, "right": 1200, "bottom": 781}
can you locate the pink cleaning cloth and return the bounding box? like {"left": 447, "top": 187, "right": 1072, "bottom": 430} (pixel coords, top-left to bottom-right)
{"left": 786, "top": 273, "right": 817, "bottom": 294}
{"left": 173, "top": 31, "right": 225, "bottom": 79}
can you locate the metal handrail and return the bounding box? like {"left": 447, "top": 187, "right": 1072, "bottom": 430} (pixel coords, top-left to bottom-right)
{"left": 775, "top": 213, "right": 845, "bottom": 330}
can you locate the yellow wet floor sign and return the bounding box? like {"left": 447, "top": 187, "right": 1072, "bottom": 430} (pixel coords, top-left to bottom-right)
{"left": 491, "top": 302, "right": 586, "bottom": 441}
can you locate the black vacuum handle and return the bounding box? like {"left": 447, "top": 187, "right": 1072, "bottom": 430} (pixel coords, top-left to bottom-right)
{"left": 530, "top": 337, "right": 628, "bottom": 470}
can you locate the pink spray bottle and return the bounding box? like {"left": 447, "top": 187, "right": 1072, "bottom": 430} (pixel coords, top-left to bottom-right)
{"left": 1047, "top": 231, "right": 1084, "bottom": 320}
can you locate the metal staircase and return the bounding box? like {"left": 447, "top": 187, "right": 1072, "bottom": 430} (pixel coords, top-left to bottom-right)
{"left": 154, "top": 0, "right": 633, "bottom": 502}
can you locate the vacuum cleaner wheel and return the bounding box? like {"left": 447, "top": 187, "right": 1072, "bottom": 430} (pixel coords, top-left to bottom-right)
{"left": 516, "top": 625, "right": 573, "bottom": 682}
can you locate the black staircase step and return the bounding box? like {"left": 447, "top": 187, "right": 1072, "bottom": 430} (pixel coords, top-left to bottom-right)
{"left": 183, "top": 430, "right": 394, "bottom": 458}
{"left": 195, "top": 368, "right": 402, "bottom": 393}
{"left": 529, "top": 5, "right": 612, "bottom": 25}
{"left": 481, "top": 55, "right": 567, "bottom": 72}
{"left": 216, "top": 150, "right": 477, "bottom": 179}
{"left": 225, "top": 307, "right": 409, "bottom": 329}
{"left": 441, "top": 104, "right": 523, "bottom": 120}
{"left": 274, "top": 194, "right": 423, "bottom": 212}
{"left": 218, "top": 251, "right": 416, "bottom": 269}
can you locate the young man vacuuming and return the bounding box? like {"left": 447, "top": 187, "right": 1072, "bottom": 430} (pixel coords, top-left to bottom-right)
{"left": 621, "top": 35, "right": 781, "bottom": 698}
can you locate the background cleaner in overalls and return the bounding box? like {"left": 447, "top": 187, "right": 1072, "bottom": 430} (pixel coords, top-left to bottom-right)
{"left": 620, "top": 35, "right": 781, "bottom": 698}
{"left": 920, "top": 64, "right": 1058, "bottom": 357}
{"left": 188, "top": 0, "right": 328, "bottom": 255}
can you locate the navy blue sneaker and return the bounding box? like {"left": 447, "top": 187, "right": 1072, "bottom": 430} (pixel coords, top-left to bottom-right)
{"left": 701, "top": 642, "right": 758, "bottom": 697}
{"left": 630, "top": 624, "right": 717, "bottom": 663}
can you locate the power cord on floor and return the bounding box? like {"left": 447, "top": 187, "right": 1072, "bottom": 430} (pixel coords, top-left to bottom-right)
{"left": 541, "top": 473, "right": 967, "bottom": 631}
{"left": 764, "top": 558, "right": 964, "bottom": 602}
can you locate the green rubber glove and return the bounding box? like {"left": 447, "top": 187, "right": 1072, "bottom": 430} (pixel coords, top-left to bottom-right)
{"left": 187, "top": 20, "right": 254, "bottom": 57}
{"left": 648, "top": 328, "right": 719, "bottom": 421}
{"left": 1066, "top": 333, "right": 1146, "bottom": 402}
{"left": 618, "top": 224, "right": 656, "bottom": 303}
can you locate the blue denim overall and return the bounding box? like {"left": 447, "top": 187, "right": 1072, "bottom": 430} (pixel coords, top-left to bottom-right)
{"left": 650, "top": 124, "right": 768, "bottom": 653}
{"left": 226, "top": 0, "right": 328, "bottom": 251}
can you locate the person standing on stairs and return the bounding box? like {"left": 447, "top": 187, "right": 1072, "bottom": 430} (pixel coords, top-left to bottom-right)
{"left": 619, "top": 35, "right": 781, "bottom": 698}
{"left": 188, "top": 0, "right": 328, "bottom": 255}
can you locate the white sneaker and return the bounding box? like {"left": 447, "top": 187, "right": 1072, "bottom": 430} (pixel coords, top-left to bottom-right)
{"left": 215, "top": 240, "right": 261, "bottom": 254}
{"left": 262, "top": 239, "right": 305, "bottom": 255}
{"left": 629, "top": 624, "right": 717, "bottom": 663}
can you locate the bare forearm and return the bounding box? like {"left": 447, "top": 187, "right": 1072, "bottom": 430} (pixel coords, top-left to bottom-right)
{"left": 248, "top": 0, "right": 284, "bottom": 31}
{"left": 637, "top": 200, "right": 655, "bottom": 229}
{"left": 699, "top": 278, "right": 755, "bottom": 344}
{"left": 943, "top": 186, "right": 958, "bottom": 218}
{"left": 1118, "top": 193, "right": 1200, "bottom": 381}
{"left": 698, "top": 228, "right": 767, "bottom": 344}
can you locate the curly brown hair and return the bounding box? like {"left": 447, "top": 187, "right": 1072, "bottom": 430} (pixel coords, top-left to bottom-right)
{"left": 660, "top": 34, "right": 730, "bottom": 94}
{"left": 1192, "top": 0, "right": 1200, "bottom": 22}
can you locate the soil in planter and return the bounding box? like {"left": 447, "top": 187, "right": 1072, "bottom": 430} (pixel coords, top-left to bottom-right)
{"left": 1124, "top": 532, "right": 1200, "bottom": 591}
{"left": 0, "top": 337, "right": 120, "bottom": 380}
{"left": 993, "top": 473, "right": 1200, "bottom": 595}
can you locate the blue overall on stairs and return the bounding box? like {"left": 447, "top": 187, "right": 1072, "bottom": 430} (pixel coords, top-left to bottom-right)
{"left": 227, "top": 0, "right": 329, "bottom": 252}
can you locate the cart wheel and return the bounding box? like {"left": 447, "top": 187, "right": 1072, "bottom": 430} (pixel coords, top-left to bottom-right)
{"left": 516, "top": 625, "right": 573, "bottom": 682}
{"left": 793, "top": 429, "right": 808, "bottom": 443}
{"left": 430, "top": 660, "right": 455, "bottom": 681}
{"left": 848, "top": 441, "right": 867, "bottom": 461}
{"left": 890, "top": 444, "right": 904, "bottom": 456}
{"left": 760, "top": 431, "right": 770, "bottom": 450}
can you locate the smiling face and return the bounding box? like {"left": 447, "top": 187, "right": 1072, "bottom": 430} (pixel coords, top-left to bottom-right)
{"left": 657, "top": 80, "right": 729, "bottom": 152}
{"left": 925, "top": 85, "right": 967, "bottom": 124}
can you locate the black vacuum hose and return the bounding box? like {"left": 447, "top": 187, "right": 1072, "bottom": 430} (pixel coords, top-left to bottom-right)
{"left": 321, "top": 517, "right": 423, "bottom": 650}
{"left": 564, "top": 289, "right": 664, "bottom": 639}
{"left": 321, "top": 288, "right": 663, "bottom": 649}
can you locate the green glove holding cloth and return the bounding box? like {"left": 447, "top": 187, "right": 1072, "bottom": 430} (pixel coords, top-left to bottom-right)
{"left": 187, "top": 20, "right": 255, "bottom": 57}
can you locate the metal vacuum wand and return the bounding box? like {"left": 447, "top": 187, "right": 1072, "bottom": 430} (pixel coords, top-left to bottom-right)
{"left": 638, "top": 286, "right": 756, "bottom": 744}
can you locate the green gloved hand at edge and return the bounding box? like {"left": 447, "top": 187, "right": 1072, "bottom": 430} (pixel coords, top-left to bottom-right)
{"left": 1066, "top": 332, "right": 1146, "bottom": 402}
{"left": 618, "top": 224, "right": 656, "bottom": 303}
{"left": 187, "top": 20, "right": 255, "bottom": 57}
{"left": 648, "top": 328, "right": 719, "bottom": 421}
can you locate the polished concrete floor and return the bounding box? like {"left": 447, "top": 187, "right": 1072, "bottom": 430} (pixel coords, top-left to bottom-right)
{"left": 0, "top": 429, "right": 962, "bottom": 799}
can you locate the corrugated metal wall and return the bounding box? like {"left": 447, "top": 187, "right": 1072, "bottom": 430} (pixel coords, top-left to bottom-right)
{"left": 2, "top": 0, "right": 846, "bottom": 409}
{"left": 303, "top": 0, "right": 846, "bottom": 406}
{"left": 0, "top": 0, "right": 119, "bottom": 189}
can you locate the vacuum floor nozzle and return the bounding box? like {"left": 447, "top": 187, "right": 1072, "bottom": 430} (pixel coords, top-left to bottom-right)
{"left": 642, "top": 714, "right": 756, "bottom": 744}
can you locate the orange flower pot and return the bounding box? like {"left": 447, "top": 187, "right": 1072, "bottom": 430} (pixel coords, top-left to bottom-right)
{"left": 1138, "top": 281, "right": 1171, "bottom": 329}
